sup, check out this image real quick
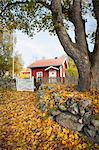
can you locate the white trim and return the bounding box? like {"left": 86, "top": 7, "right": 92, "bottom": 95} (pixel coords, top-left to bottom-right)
{"left": 61, "top": 54, "right": 68, "bottom": 68}
{"left": 60, "top": 66, "right": 62, "bottom": 77}
{"left": 61, "top": 56, "right": 68, "bottom": 78}
{"left": 63, "top": 70, "right": 65, "bottom": 77}
{"left": 36, "top": 71, "right": 43, "bottom": 78}
{"left": 62, "top": 55, "right": 69, "bottom": 68}
{"left": 45, "top": 66, "right": 59, "bottom": 71}
{"left": 62, "top": 61, "right": 66, "bottom": 78}
{"left": 30, "top": 69, "right": 32, "bottom": 79}
{"left": 49, "top": 70, "right": 57, "bottom": 78}
{"left": 62, "top": 58, "right": 67, "bottom": 66}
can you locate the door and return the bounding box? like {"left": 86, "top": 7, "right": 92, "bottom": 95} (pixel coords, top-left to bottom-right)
{"left": 36, "top": 71, "right": 43, "bottom": 81}
{"left": 49, "top": 70, "right": 56, "bottom": 83}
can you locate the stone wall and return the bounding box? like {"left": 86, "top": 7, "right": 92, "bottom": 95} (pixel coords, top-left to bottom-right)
{"left": 37, "top": 84, "right": 99, "bottom": 144}
{"left": 0, "top": 77, "right": 16, "bottom": 90}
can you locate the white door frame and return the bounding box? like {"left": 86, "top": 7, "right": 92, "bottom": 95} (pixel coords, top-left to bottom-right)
{"left": 49, "top": 70, "right": 57, "bottom": 83}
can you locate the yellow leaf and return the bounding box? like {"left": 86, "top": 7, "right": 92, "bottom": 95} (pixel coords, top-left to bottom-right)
{"left": 82, "top": 143, "right": 87, "bottom": 148}
{"left": 74, "top": 133, "right": 79, "bottom": 140}
{"left": 46, "top": 127, "right": 52, "bottom": 136}
{"left": 64, "top": 134, "right": 68, "bottom": 140}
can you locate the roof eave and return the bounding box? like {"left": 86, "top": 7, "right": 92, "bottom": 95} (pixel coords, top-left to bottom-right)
{"left": 28, "top": 64, "right": 61, "bottom": 69}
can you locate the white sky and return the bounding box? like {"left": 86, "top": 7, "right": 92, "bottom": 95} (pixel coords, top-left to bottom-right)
{"left": 14, "top": 13, "right": 96, "bottom": 67}
{"left": 14, "top": 30, "right": 66, "bottom": 67}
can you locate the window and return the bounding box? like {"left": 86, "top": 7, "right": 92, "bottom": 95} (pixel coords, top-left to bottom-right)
{"left": 36, "top": 72, "right": 43, "bottom": 78}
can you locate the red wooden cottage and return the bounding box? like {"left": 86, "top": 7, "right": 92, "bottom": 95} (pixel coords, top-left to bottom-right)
{"left": 28, "top": 55, "right": 68, "bottom": 83}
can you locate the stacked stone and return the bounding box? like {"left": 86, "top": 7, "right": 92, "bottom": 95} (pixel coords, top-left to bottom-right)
{"left": 37, "top": 84, "right": 46, "bottom": 112}
{"left": 0, "top": 77, "right": 16, "bottom": 90}
{"left": 37, "top": 84, "right": 99, "bottom": 144}
{"left": 37, "top": 84, "right": 61, "bottom": 112}
{"left": 50, "top": 98, "right": 99, "bottom": 144}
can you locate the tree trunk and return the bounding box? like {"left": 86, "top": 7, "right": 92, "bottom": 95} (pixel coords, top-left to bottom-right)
{"left": 91, "top": 51, "right": 99, "bottom": 89}
{"left": 91, "top": 66, "right": 99, "bottom": 89}
{"left": 76, "top": 58, "right": 99, "bottom": 91}
{"left": 77, "top": 70, "right": 91, "bottom": 92}
{"left": 74, "top": 59, "right": 91, "bottom": 91}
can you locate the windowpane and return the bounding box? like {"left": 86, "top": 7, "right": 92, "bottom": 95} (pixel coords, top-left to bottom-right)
{"left": 36, "top": 72, "right": 43, "bottom": 78}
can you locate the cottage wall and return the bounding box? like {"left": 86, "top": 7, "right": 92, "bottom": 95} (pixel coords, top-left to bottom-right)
{"left": 31, "top": 67, "right": 60, "bottom": 78}
{"left": 57, "top": 70, "right": 60, "bottom": 77}
{"left": 32, "top": 68, "right": 48, "bottom": 78}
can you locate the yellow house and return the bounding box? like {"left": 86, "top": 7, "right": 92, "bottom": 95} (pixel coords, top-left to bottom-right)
{"left": 19, "top": 68, "right": 31, "bottom": 79}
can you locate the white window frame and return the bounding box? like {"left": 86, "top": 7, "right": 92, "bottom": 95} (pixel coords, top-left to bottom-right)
{"left": 36, "top": 71, "right": 43, "bottom": 78}
{"left": 49, "top": 70, "right": 56, "bottom": 78}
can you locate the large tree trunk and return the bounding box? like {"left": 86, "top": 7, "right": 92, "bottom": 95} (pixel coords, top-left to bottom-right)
{"left": 91, "top": 0, "right": 99, "bottom": 89}
{"left": 76, "top": 47, "right": 99, "bottom": 91}
{"left": 77, "top": 62, "right": 99, "bottom": 91}
{"left": 77, "top": 63, "right": 91, "bottom": 92}
{"left": 73, "top": 45, "right": 99, "bottom": 91}
{"left": 91, "top": 48, "right": 99, "bottom": 89}
{"left": 91, "top": 65, "right": 99, "bottom": 89}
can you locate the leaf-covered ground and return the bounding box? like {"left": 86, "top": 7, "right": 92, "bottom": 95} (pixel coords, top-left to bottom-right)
{"left": 0, "top": 85, "right": 99, "bottom": 150}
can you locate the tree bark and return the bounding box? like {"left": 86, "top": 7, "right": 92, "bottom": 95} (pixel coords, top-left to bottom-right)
{"left": 90, "top": 0, "right": 99, "bottom": 89}
{"left": 70, "top": 0, "right": 88, "bottom": 54}
{"left": 91, "top": 66, "right": 99, "bottom": 89}
{"left": 77, "top": 60, "right": 91, "bottom": 91}
{"left": 72, "top": 55, "right": 99, "bottom": 91}
{"left": 91, "top": 47, "right": 99, "bottom": 89}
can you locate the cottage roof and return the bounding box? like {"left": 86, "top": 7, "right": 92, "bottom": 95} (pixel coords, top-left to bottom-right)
{"left": 28, "top": 55, "right": 67, "bottom": 68}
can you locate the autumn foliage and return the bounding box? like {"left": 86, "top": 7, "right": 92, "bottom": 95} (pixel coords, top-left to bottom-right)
{"left": 0, "top": 85, "right": 99, "bottom": 149}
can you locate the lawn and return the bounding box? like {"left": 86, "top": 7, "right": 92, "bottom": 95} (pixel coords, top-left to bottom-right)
{"left": 0, "top": 85, "right": 99, "bottom": 150}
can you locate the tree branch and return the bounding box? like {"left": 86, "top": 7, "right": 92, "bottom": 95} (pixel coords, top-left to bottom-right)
{"left": 92, "top": 0, "right": 99, "bottom": 22}
{"left": 91, "top": 0, "right": 99, "bottom": 65}
{"left": 69, "top": 0, "right": 88, "bottom": 54}
{"left": 51, "top": 0, "right": 82, "bottom": 62}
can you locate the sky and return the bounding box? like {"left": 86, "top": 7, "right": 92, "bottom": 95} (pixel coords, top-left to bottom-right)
{"left": 14, "top": 21, "right": 76, "bottom": 67}
{"left": 14, "top": 31, "right": 65, "bottom": 67}
{"left": 14, "top": 12, "right": 96, "bottom": 67}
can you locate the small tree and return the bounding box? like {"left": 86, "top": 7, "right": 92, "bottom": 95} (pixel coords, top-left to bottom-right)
{"left": 66, "top": 58, "right": 78, "bottom": 78}
{"left": 0, "top": 27, "right": 13, "bottom": 77}
{"left": 14, "top": 52, "right": 23, "bottom": 76}
{"left": 0, "top": 27, "right": 23, "bottom": 77}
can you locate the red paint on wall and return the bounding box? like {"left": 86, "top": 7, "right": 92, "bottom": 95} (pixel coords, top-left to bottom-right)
{"left": 57, "top": 70, "right": 60, "bottom": 77}
{"left": 32, "top": 68, "right": 44, "bottom": 77}
{"left": 31, "top": 68, "right": 49, "bottom": 78}
{"left": 31, "top": 64, "right": 66, "bottom": 78}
